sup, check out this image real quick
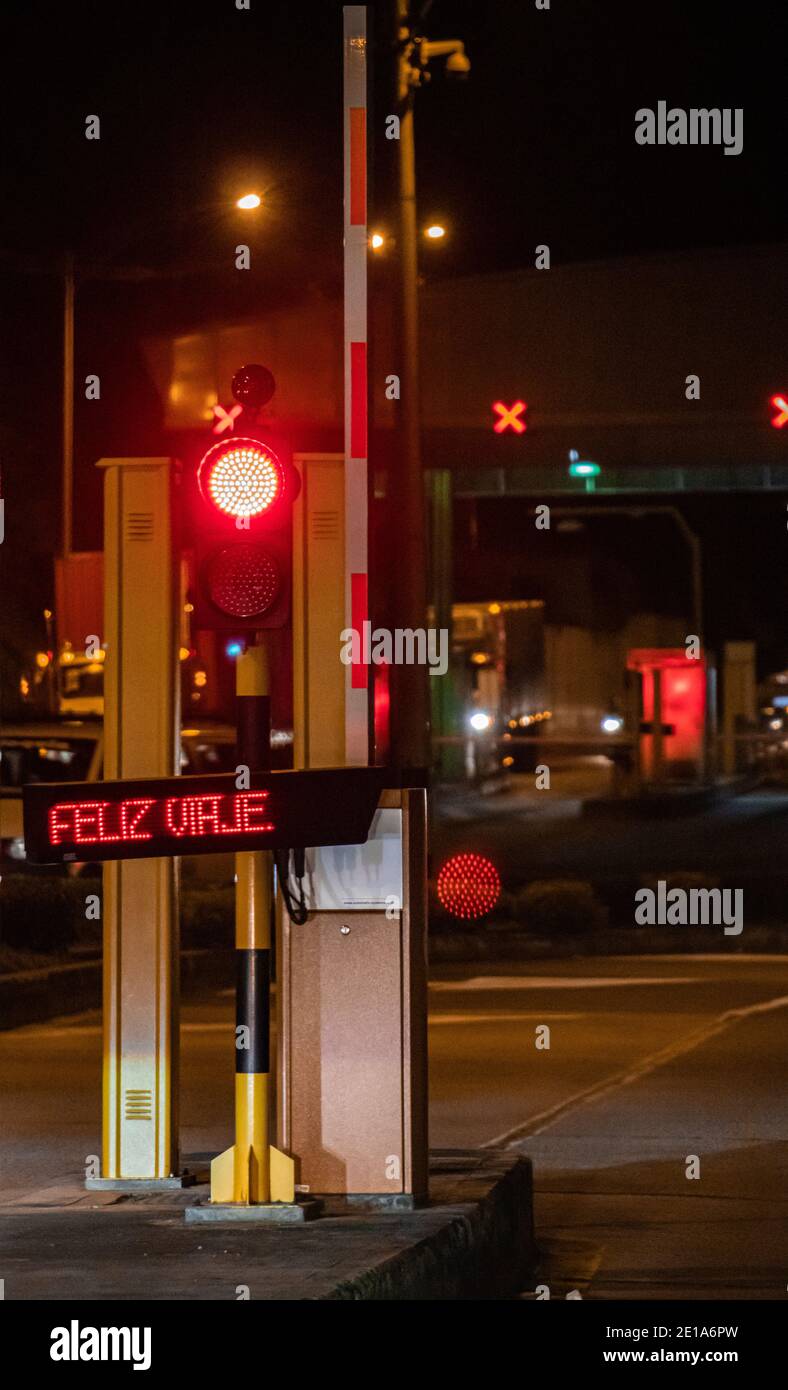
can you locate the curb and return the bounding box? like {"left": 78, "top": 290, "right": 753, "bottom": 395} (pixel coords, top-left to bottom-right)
{"left": 323, "top": 1149, "right": 536, "bottom": 1300}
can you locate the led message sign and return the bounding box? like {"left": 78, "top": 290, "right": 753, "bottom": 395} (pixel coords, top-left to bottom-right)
{"left": 23, "top": 767, "right": 387, "bottom": 865}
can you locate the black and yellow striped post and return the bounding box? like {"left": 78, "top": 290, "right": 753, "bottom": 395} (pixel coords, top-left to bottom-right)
{"left": 209, "top": 639, "right": 296, "bottom": 1207}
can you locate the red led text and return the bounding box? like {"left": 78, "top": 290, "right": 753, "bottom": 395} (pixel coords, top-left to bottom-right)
{"left": 48, "top": 791, "right": 274, "bottom": 848}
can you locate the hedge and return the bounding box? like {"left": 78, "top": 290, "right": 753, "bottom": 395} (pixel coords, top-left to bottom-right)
{"left": 1, "top": 877, "right": 234, "bottom": 956}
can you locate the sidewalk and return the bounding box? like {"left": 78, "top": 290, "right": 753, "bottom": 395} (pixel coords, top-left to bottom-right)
{"left": 0, "top": 1150, "right": 535, "bottom": 1301}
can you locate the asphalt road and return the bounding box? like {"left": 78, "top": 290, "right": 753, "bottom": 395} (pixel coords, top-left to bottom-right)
{"left": 2, "top": 953, "right": 787, "bottom": 1299}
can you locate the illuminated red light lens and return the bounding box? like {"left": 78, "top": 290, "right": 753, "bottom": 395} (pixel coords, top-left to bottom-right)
{"left": 199, "top": 438, "right": 284, "bottom": 518}
{"left": 770, "top": 394, "right": 788, "bottom": 429}
{"left": 204, "top": 544, "right": 280, "bottom": 619}
{"left": 437, "top": 852, "right": 501, "bottom": 921}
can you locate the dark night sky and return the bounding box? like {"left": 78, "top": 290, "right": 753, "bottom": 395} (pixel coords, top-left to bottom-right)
{"left": 1, "top": 0, "right": 786, "bottom": 669}
{"left": 1, "top": 1, "right": 785, "bottom": 269}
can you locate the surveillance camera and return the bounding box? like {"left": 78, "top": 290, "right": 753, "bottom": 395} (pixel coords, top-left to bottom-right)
{"left": 445, "top": 50, "right": 471, "bottom": 77}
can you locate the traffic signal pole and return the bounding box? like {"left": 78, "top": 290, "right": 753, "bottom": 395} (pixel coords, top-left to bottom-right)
{"left": 208, "top": 638, "right": 301, "bottom": 1212}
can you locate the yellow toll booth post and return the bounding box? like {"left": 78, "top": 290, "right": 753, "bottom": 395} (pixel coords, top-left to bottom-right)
{"left": 87, "top": 457, "right": 187, "bottom": 1190}
{"left": 188, "top": 640, "right": 320, "bottom": 1223}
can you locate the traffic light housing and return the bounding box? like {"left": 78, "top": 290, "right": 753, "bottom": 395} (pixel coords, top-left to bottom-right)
{"left": 190, "top": 435, "right": 299, "bottom": 632}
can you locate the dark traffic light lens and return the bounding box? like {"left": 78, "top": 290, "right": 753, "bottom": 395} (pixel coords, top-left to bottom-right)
{"left": 231, "top": 363, "right": 276, "bottom": 409}
{"left": 204, "top": 544, "right": 281, "bottom": 619}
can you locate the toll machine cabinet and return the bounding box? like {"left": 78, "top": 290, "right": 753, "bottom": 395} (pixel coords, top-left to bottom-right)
{"left": 277, "top": 788, "right": 428, "bottom": 1203}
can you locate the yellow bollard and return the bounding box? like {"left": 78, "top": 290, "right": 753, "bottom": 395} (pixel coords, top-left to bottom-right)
{"left": 210, "top": 641, "right": 295, "bottom": 1206}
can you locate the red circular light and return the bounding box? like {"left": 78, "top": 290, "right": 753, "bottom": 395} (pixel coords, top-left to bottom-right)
{"left": 437, "top": 852, "right": 501, "bottom": 921}
{"left": 204, "top": 544, "right": 280, "bottom": 619}
{"left": 199, "top": 438, "right": 284, "bottom": 519}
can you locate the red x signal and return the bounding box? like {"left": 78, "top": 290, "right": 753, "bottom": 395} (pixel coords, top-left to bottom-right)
{"left": 212, "top": 402, "right": 243, "bottom": 435}
{"left": 771, "top": 394, "right": 788, "bottom": 429}
{"left": 493, "top": 400, "right": 527, "bottom": 434}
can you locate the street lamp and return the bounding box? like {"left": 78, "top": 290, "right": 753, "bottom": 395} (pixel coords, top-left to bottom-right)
{"left": 236, "top": 193, "right": 262, "bottom": 210}
{"left": 424, "top": 223, "right": 446, "bottom": 240}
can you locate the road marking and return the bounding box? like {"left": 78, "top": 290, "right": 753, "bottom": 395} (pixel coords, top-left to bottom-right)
{"left": 14, "top": 1022, "right": 233, "bottom": 1039}
{"left": 637, "top": 953, "right": 788, "bottom": 963}
{"left": 430, "top": 975, "right": 697, "bottom": 991}
{"left": 430, "top": 1012, "right": 585, "bottom": 1026}
{"left": 484, "top": 990, "right": 788, "bottom": 1148}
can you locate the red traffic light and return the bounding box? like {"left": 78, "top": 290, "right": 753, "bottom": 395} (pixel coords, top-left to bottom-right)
{"left": 191, "top": 434, "right": 297, "bottom": 631}
{"left": 198, "top": 437, "right": 285, "bottom": 520}
{"left": 203, "top": 543, "right": 281, "bottom": 620}
{"left": 436, "top": 852, "right": 501, "bottom": 920}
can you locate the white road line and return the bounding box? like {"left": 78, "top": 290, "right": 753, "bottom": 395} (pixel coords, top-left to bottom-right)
{"left": 637, "top": 954, "right": 788, "bottom": 963}
{"left": 430, "top": 975, "right": 697, "bottom": 991}
{"left": 429, "top": 1012, "right": 585, "bottom": 1026}
{"left": 13, "top": 1022, "right": 232, "bottom": 1039}
{"left": 484, "top": 991, "right": 788, "bottom": 1148}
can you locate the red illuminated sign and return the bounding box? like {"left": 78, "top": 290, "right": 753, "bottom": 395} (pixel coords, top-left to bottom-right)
{"left": 212, "top": 402, "right": 243, "bottom": 434}
{"left": 23, "top": 767, "right": 387, "bottom": 865}
{"left": 48, "top": 791, "right": 274, "bottom": 850}
{"left": 770, "top": 394, "right": 788, "bottom": 429}
{"left": 492, "top": 400, "right": 527, "bottom": 434}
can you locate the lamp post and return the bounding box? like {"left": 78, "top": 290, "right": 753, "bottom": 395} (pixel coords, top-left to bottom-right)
{"left": 391, "top": 2, "right": 468, "bottom": 774}
{"left": 62, "top": 254, "right": 75, "bottom": 559}
{"left": 394, "top": 0, "right": 428, "bottom": 773}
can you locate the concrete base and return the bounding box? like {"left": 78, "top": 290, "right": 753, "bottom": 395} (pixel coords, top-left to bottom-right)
{"left": 316, "top": 1192, "right": 426, "bottom": 1214}
{"left": 85, "top": 1174, "right": 197, "bottom": 1192}
{"left": 2, "top": 1151, "right": 534, "bottom": 1298}
{"left": 185, "top": 1199, "right": 323, "bottom": 1225}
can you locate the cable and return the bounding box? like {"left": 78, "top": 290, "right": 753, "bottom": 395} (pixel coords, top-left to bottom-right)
{"left": 274, "top": 848, "right": 309, "bottom": 925}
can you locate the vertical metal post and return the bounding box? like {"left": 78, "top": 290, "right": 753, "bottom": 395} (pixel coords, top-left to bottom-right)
{"left": 625, "top": 668, "right": 643, "bottom": 794}
{"left": 62, "top": 255, "right": 75, "bottom": 559}
{"left": 234, "top": 642, "right": 272, "bottom": 1204}
{"left": 705, "top": 662, "right": 718, "bottom": 783}
{"left": 393, "top": 0, "right": 429, "bottom": 773}
{"left": 95, "top": 458, "right": 180, "bottom": 1185}
{"left": 652, "top": 668, "right": 664, "bottom": 786}
{"left": 343, "top": 6, "right": 370, "bottom": 766}
{"left": 429, "top": 469, "right": 452, "bottom": 776}
{"left": 210, "top": 640, "right": 295, "bottom": 1206}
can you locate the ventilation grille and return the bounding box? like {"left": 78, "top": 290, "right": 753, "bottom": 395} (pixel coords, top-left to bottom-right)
{"left": 125, "top": 511, "right": 154, "bottom": 542}
{"left": 311, "top": 509, "right": 339, "bottom": 541}
{"left": 124, "top": 1088, "right": 153, "bottom": 1121}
